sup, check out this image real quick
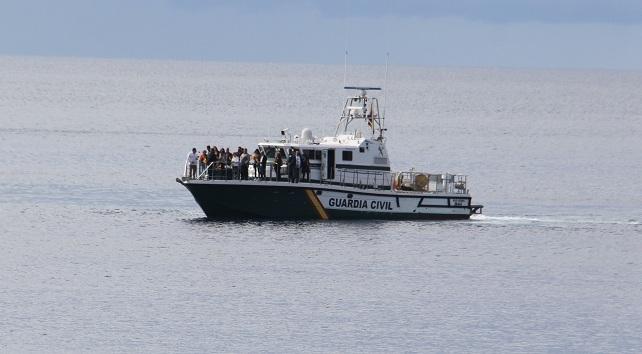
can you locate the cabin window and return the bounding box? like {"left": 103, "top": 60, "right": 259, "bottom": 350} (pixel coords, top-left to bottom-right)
{"left": 262, "top": 146, "right": 276, "bottom": 158}
{"left": 342, "top": 150, "right": 353, "bottom": 161}
{"left": 304, "top": 150, "right": 314, "bottom": 159}
{"left": 304, "top": 149, "right": 322, "bottom": 160}
{"left": 359, "top": 147, "right": 365, "bottom": 153}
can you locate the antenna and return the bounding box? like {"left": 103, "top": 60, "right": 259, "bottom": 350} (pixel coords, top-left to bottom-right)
{"left": 383, "top": 52, "right": 389, "bottom": 122}
{"left": 343, "top": 50, "right": 348, "bottom": 87}
{"left": 343, "top": 0, "right": 350, "bottom": 88}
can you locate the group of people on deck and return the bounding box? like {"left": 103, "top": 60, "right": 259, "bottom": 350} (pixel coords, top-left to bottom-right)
{"left": 185, "top": 145, "right": 310, "bottom": 182}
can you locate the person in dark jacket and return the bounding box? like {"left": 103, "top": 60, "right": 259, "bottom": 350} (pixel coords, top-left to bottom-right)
{"left": 207, "top": 146, "right": 217, "bottom": 179}
{"left": 259, "top": 152, "right": 267, "bottom": 180}
{"left": 301, "top": 152, "right": 310, "bottom": 182}
{"left": 287, "top": 149, "right": 296, "bottom": 183}
{"left": 274, "top": 152, "right": 283, "bottom": 182}
{"left": 294, "top": 150, "right": 301, "bottom": 183}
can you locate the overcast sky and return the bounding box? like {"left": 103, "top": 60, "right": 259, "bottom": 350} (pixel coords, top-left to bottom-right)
{"left": 1, "top": 0, "right": 642, "bottom": 69}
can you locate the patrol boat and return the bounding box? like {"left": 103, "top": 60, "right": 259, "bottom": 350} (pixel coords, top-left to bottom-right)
{"left": 176, "top": 86, "right": 483, "bottom": 220}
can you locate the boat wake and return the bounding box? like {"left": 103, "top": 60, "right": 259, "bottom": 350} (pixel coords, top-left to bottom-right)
{"left": 471, "top": 214, "right": 640, "bottom": 226}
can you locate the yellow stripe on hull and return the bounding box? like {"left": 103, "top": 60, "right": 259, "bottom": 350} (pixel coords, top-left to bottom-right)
{"left": 304, "top": 189, "right": 329, "bottom": 220}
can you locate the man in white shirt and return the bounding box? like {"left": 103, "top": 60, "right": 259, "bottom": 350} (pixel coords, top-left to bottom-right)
{"left": 186, "top": 148, "right": 198, "bottom": 179}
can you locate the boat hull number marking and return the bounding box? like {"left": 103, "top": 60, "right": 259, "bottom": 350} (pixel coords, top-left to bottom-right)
{"left": 450, "top": 198, "right": 469, "bottom": 207}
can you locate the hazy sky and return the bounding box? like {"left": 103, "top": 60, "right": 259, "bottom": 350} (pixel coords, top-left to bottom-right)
{"left": 1, "top": 0, "right": 642, "bottom": 69}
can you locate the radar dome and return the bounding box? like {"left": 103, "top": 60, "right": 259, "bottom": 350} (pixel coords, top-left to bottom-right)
{"left": 301, "top": 128, "right": 313, "bottom": 144}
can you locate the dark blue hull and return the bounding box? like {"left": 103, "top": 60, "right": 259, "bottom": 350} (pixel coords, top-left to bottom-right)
{"left": 178, "top": 179, "right": 480, "bottom": 220}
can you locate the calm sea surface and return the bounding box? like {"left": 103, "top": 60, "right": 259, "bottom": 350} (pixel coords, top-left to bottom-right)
{"left": 1, "top": 56, "right": 641, "bottom": 352}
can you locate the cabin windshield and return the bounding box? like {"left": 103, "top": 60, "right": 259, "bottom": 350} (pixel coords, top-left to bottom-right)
{"left": 260, "top": 146, "right": 277, "bottom": 159}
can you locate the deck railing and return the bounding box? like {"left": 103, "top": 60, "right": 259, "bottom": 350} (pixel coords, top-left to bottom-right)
{"left": 182, "top": 163, "right": 469, "bottom": 194}
{"left": 184, "top": 162, "right": 284, "bottom": 181}
{"left": 335, "top": 168, "right": 393, "bottom": 190}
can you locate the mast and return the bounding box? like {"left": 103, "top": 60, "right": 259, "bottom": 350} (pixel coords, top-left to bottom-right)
{"left": 382, "top": 52, "right": 389, "bottom": 134}
{"left": 343, "top": 50, "right": 348, "bottom": 88}
{"left": 336, "top": 86, "right": 384, "bottom": 138}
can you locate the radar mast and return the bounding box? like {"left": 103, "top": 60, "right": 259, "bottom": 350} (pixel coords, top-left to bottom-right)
{"left": 336, "top": 86, "right": 385, "bottom": 140}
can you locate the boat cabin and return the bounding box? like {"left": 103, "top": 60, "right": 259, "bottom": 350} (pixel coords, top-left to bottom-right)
{"left": 257, "top": 133, "right": 389, "bottom": 186}
{"left": 254, "top": 87, "right": 392, "bottom": 187}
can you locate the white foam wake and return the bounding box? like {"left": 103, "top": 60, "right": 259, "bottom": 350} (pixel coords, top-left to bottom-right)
{"left": 470, "top": 214, "right": 640, "bottom": 226}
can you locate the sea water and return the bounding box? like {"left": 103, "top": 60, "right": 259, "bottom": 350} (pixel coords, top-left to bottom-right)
{"left": 0, "top": 56, "right": 640, "bottom": 352}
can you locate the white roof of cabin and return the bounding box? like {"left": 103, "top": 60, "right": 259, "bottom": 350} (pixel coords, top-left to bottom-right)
{"left": 258, "top": 133, "right": 372, "bottom": 149}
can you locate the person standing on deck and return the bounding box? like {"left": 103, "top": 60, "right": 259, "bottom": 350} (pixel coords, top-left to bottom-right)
{"left": 259, "top": 152, "right": 267, "bottom": 181}
{"left": 207, "top": 146, "right": 217, "bottom": 179}
{"left": 287, "top": 148, "right": 295, "bottom": 183}
{"left": 252, "top": 149, "right": 260, "bottom": 179}
{"left": 240, "top": 148, "right": 250, "bottom": 180}
{"left": 294, "top": 150, "right": 301, "bottom": 183}
{"left": 301, "top": 152, "right": 310, "bottom": 182}
{"left": 275, "top": 151, "right": 283, "bottom": 182}
{"left": 186, "top": 148, "right": 198, "bottom": 179}
{"left": 198, "top": 149, "right": 208, "bottom": 176}
{"left": 232, "top": 152, "right": 241, "bottom": 180}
